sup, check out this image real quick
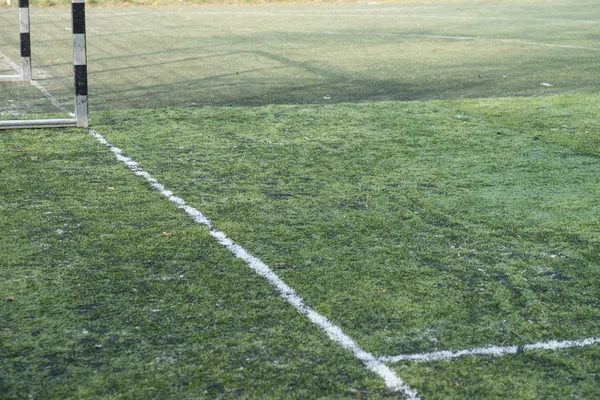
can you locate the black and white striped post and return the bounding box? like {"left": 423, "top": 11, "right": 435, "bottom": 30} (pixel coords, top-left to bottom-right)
{"left": 19, "top": 0, "right": 32, "bottom": 80}
{"left": 72, "top": 0, "right": 88, "bottom": 128}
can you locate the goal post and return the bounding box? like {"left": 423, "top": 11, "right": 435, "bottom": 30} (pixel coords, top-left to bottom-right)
{"left": 0, "top": 0, "right": 31, "bottom": 81}
{"left": 0, "top": 0, "right": 89, "bottom": 129}
{"left": 72, "top": 0, "right": 88, "bottom": 128}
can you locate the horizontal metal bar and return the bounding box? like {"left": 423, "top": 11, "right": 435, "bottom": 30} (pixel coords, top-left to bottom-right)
{"left": 0, "top": 75, "right": 24, "bottom": 81}
{"left": 0, "top": 118, "right": 77, "bottom": 129}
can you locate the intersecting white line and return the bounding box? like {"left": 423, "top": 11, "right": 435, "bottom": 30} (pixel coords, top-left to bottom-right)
{"left": 380, "top": 338, "right": 600, "bottom": 363}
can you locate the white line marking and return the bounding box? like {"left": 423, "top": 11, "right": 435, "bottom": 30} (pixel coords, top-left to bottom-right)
{"left": 494, "top": 39, "right": 600, "bottom": 51}
{"left": 87, "top": 128, "right": 420, "bottom": 400}
{"left": 1, "top": 53, "right": 21, "bottom": 72}
{"left": 30, "top": 80, "right": 74, "bottom": 116}
{"left": 406, "top": 34, "right": 600, "bottom": 52}
{"left": 380, "top": 338, "right": 600, "bottom": 363}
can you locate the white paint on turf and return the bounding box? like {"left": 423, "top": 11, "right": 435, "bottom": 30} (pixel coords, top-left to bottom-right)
{"left": 380, "top": 338, "right": 600, "bottom": 363}
{"left": 30, "top": 80, "right": 74, "bottom": 115}
{"left": 1, "top": 52, "right": 21, "bottom": 72}
{"left": 87, "top": 129, "right": 420, "bottom": 400}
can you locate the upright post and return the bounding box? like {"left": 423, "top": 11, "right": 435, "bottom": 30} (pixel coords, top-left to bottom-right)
{"left": 19, "top": 0, "right": 31, "bottom": 80}
{"left": 72, "top": 0, "right": 88, "bottom": 128}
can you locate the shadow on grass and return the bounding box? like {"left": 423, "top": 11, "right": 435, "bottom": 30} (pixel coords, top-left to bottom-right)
{"left": 87, "top": 44, "right": 600, "bottom": 110}
{"left": 6, "top": 42, "right": 598, "bottom": 114}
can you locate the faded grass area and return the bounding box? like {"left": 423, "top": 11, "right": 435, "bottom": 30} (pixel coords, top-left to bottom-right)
{"left": 0, "top": 0, "right": 551, "bottom": 8}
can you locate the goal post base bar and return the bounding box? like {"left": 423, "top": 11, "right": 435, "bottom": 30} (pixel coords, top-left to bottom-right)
{"left": 0, "top": 118, "right": 77, "bottom": 129}
{"left": 0, "top": 75, "right": 26, "bottom": 81}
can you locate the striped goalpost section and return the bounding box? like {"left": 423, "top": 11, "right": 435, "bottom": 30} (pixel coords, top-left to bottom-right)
{"left": 0, "top": 0, "right": 89, "bottom": 129}
{"left": 0, "top": 0, "right": 31, "bottom": 81}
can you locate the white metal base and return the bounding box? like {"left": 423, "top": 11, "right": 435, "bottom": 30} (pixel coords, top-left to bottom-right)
{"left": 0, "top": 118, "right": 77, "bottom": 129}
{"left": 0, "top": 75, "right": 25, "bottom": 81}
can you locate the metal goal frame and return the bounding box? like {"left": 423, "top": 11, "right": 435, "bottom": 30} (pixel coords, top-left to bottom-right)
{"left": 0, "top": 0, "right": 89, "bottom": 129}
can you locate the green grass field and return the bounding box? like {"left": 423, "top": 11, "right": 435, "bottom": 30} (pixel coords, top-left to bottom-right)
{"left": 2, "top": 1, "right": 600, "bottom": 399}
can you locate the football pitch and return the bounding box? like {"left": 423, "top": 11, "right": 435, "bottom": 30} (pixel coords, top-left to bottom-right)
{"left": 1, "top": 1, "right": 600, "bottom": 398}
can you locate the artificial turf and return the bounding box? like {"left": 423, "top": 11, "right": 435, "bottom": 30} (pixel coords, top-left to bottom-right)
{"left": 2, "top": 93, "right": 598, "bottom": 398}
{"left": 2, "top": 1, "right": 600, "bottom": 398}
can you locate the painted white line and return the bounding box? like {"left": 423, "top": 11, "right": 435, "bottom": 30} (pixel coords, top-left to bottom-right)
{"left": 1, "top": 53, "right": 21, "bottom": 72}
{"left": 87, "top": 129, "right": 420, "bottom": 400}
{"left": 407, "top": 34, "right": 600, "bottom": 52}
{"left": 30, "top": 80, "right": 74, "bottom": 116}
{"left": 380, "top": 338, "right": 600, "bottom": 363}
{"left": 495, "top": 39, "right": 600, "bottom": 51}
